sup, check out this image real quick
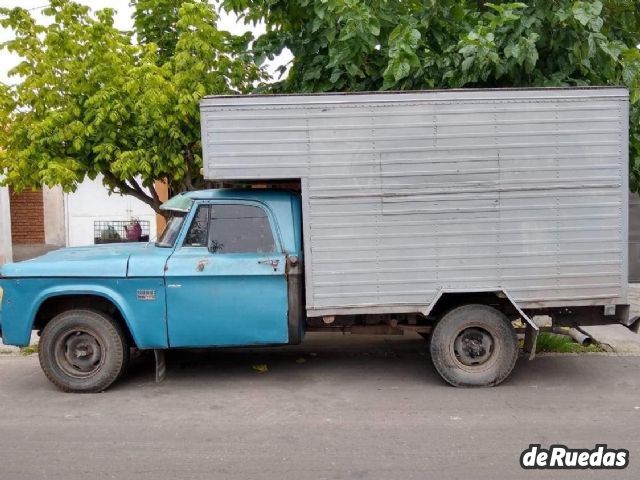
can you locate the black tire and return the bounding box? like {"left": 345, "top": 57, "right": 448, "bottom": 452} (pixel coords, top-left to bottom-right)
{"left": 430, "top": 304, "right": 518, "bottom": 387}
{"left": 38, "top": 309, "right": 129, "bottom": 393}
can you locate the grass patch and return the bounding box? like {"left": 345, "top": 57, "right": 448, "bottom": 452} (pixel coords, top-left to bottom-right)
{"left": 535, "top": 332, "right": 603, "bottom": 353}
{"left": 20, "top": 344, "right": 38, "bottom": 356}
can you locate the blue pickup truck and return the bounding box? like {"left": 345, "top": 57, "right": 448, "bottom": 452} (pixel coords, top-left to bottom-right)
{"left": 0, "top": 190, "right": 305, "bottom": 392}
{"left": 1, "top": 89, "right": 635, "bottom": 392}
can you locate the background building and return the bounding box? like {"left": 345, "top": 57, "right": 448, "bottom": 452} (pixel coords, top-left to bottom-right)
{"left": 0, "top": 183, "right": 11, "bottom": 264}
{"left": 0, "top": 177, "right": 161, "bottom": 263}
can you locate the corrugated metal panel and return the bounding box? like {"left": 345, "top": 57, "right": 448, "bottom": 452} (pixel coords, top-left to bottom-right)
{"left": 629, "top": 192, "right": 640, "bottom": 282}
{"left": 201, "top": 88, "right": 629, "bottom": 315}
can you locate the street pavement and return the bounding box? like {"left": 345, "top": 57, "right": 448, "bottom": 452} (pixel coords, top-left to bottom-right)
{"left": 0, "top": 333, "right": 638, "bottom": 480}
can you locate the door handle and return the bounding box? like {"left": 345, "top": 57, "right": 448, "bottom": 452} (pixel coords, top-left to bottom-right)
{"left": 258, "top": 259, "right": 280, "bottom": 269}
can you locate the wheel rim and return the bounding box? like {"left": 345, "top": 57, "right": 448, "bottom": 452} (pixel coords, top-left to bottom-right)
{"left": 53, "top": 328, "right": 105, "bottom": 378}
{"left": 453, "top": 327, "right": 495, "bottom": 367}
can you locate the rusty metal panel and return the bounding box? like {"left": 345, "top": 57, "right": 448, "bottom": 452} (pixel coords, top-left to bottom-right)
{"left": 200, "top": 88, "right": 629, "bottom": 316}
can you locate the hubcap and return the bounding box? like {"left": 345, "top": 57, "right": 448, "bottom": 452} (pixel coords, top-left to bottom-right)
{"left": 453, "top": 327, "right": 494, "bottom": 366}
{"left": 55, "top": 330, "right": 104, "bottom": 378}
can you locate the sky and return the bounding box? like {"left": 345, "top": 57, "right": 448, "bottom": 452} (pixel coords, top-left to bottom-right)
{"left": 0, "top": 0, "right": 287, "bottom": 85}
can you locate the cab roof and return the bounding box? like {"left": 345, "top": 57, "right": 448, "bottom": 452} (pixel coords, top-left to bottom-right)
{"left": 160, "top": 188, "right": 299, "bottom": 212}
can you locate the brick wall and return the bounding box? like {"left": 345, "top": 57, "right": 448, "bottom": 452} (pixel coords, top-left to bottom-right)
{"left": 9, "top": 188, "right": 45, "bottom": 244}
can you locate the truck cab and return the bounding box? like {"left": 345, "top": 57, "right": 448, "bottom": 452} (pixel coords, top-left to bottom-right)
{"left": 0, "top": 189, "right": 304, "bottom": 392}
{"left": 156, "top": 189, "right": 304, "bottom": 348}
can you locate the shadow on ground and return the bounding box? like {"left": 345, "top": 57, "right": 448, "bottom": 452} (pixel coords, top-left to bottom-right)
{"left": 121, "top": 333, "right": 437, "bottom": 388}
{"left": 118, "top": 332, "right": 618, "bottom": 391}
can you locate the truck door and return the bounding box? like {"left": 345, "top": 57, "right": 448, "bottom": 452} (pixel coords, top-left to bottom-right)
{"left": 164, "top": 202, "right": 289, "bottom": 347}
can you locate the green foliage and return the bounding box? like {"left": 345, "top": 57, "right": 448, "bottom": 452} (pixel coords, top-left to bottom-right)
{"left": 0, "top": 0, "right": 264, "bottom": 211}
{"left": 2, "top": 0, "right": 639, "bottom": 201}
{"left": 535, "top": 332, "right": 604, "bottom": 353}
{"left": 20, "top": 344, "right": 39, "bottom": 356}
{"left": 132, "top": 0, "right": 183, "bottom": 64}
{"left": 223, "top": 0, "right": 640, "bottom": 191}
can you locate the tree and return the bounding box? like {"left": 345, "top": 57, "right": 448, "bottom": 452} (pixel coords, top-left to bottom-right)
{"left": 222, "top": 0, "right": 640, "bottom": 191}
{"left": 2, "top": 1, "right": 639, "bottom": 203}
{"left": 0, "top": 0, "right": 264, "bottom": 213}
{"left": 132, "top": 0, "right": 183, "bottom": 64}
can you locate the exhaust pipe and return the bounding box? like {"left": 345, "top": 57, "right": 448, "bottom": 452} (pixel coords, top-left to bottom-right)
{"left": 568, "top": 328, "right": 592, "bottom": 346}
{"left": 550, "top": 327, "right": 592, "bottom": 346}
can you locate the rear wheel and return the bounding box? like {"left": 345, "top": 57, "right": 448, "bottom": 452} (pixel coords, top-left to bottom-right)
{"left": 429, "top": 304, "right": 518, "bottom": 387}
{"left": 38, "top": 309, "right": 129, "bottom": 393}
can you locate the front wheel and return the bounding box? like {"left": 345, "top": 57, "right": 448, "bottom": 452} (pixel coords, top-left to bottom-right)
{"left": 38, "top": 309, "right": 129, "bottom": 393}
{"left": 430, "top": 304, "right": 518, "bottom": 387}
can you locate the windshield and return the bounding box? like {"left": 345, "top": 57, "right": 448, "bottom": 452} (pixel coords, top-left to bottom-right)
{"left": 155, "top": 213, "right": 186, "bottom": 247}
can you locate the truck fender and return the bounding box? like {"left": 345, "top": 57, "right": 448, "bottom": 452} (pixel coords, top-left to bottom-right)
{"left": 28, "top": 284, "right": 142, "bottom": 347}
{"left": 422, "top": 287, "right": 539, "bottom": 360}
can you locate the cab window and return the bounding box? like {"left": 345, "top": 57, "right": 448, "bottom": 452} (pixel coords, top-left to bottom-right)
{"left": 208, "top": 204, "right": 276, "bottom": 254}
{"left": 156, "top": 213, "right": 185, "bottom": 247}
{"left": 183, "top": 206, "right": 209, "bottom": 247}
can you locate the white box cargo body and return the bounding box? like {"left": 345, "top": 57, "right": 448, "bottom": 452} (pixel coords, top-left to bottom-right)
{"left": 200, "top": 88, "right": 629, "bottom": 318}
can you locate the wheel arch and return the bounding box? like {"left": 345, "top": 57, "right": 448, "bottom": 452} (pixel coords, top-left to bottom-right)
{"left": 424, "top": 288, "right": 539, "bottom": 359}
{"left": 30, "top": 287, "right": 139, "bottom": 348}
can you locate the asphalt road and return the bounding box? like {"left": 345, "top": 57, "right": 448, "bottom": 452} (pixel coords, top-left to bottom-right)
{"left": 0, "top": 333, "right": 638, "bottom": 480}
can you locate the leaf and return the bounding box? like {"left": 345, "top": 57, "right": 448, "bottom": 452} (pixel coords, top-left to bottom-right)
{"left": 598, "top": 40, "right": 624, "bottom": 62}
{"left": 461, "top": 56, "right": 474, "bottom": 72}
{"left": 572, "top": 4, "right": 592, "bottom": 26}
{"left": 525, "top": 47, "right": 539, "bottom": 73}
{"left": 409, "top": 28, "right": 421, "bottom": 46}
{"left": 452, "top": 4, "right": 465, "bottom": 21}
{"left": 572, "top": 1, "right": 603, "bottom": 28}
{"left": 394, "top": 60, "right": 411, "bottom": 82}
{"left": 368, "top": 20, "right": 380, "bottom": 37}
{"left": 302, "top": 64, "right": 323, "bottom": 81}
{"left": 345, "top": 63, "right": 360, "bottom": 76}
{"left": 504, "top": 42, "right": 521, "bottom": 60}
{"left": 252, "top": 364, "right": 268, "bottom": 373}
{"left": 329, "top": 69, "right": 342, "bottom": 83}
{"left": 589, "top": 16, "right": 603, "bottom": 33}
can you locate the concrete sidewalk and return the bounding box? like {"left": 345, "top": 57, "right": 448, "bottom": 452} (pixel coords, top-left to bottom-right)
{"left": 627, "top": 282, "right": 640, "bottom": 319}
{"left": 0, "top": 332, "right": 39, "bottom": 354}
{"left": 580, "top": 284, "right": 640, "bottom": 353}
{"left": 581, "top": 324, "right": 640, "bottom": 353}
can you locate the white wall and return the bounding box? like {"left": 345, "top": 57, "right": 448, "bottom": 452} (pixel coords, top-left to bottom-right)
{"left": 65, "top": 175, "right": 158, "bottom": 247}
{"left": 43, "top": 185, "right": 65, "bottom": 246}
{"left": 0, "top": 184, "right": 12, "bottom": 264}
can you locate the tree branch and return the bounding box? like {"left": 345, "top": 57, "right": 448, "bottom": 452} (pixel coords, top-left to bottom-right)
{"left": 126, "top": 177, "right": 146, "bottom": 196}
{"left": 103, "top": 171, "right": 162, "bottom": 214}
